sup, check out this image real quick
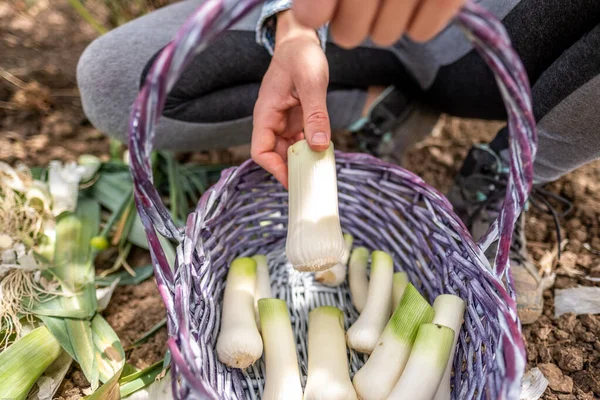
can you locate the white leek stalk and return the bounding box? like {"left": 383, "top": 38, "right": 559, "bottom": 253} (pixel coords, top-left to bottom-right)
{"left": 348, "top": 246, "right": 369, "bottom": 312}
{"left": 286, "top": 140, "right": 345, "bottom": 272}
{"left": 392, "top": 272, "right": 409, "bottom": 310}
{"left": 432, "top": 294, "right": 466, "bottom": 400}
{"left": 346, "top": 250, "right": 393, "bottom": 354}
{"left": 77, "top": 154, "right": 102, "bottom": 182}
{"left": 216, "top": 257, "right": 263, "bottom": 368}
{"left": 258, "top": 298, "right": 303, "bottom": 400}
{"left": 352, "top": 283, "right": 435, "bottom": 400}
{"left": 0, "top": 326, "right": 62, "bottom": 399}
{"left": 253, "top": 254, "right": 272, "bottom": 327}
{"left": 315, "top": 233, "right": 353, "bottom": 286}
{"left": 388, "top": 323, "right": 455, "bottom": 400}
{"left": 304, "top": 306, "right": 357, "bottom": 400}
{"left": 48, "top": 160, "right": 86, "bottom": 215}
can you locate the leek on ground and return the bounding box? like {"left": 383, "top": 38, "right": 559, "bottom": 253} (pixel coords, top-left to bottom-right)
{"left": 352, "top": 283, "right": 435, "bottom": 400}
{"left": 346, "top": 250, "right": 393, "bottom": 354}
{"left": 216, "top": 257, "right": 263, "bottom": 368}
{"left": 304, "top": 306, "right": 357, "bottom": 400}
{"left": 258, "top": 298, "right": 303, "bottom": 400}
{"left": 0, "top": 326, "right": 61, "bottom": 400}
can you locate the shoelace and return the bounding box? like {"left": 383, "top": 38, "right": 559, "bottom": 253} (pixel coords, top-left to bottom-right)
{"left": 459, "top": 171, "right": 573, "bottom": 259}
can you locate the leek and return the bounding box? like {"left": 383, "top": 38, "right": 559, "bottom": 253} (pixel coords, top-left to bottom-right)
{"left": 346, "top": 250, "right": 393, "bottom": 354}
{"left": 304, "top": 307, "right": 356, "bottom": 400}
{"left": 392, "top": 272, "right": 409, "bottom": 310}
{"left": 258, "top": 298, "right": 303, "bottom": 400}
{"left": 315, "top": 233, "right": 353, "bottom": 287}
{"left": 432, "top": 294, "right": 466, "bottom": 400}
{"left": 388, "top": 324, "right": 455, "bottom": 400}
{"left": 252, "top": 255, "right": 272, "bottom": 327}
{"left": 286, "top": 140, "right": 345, "bottom": 272}
{"left": 0, "top": 326, "right": 62, "bottom": 400}
{"left": 352, "top": 283, "right": 435, "bottom": 400}
{"left": 216, "top": 257, "right": 263, "bottom": 368}
{"left": 348, "top": 246, "right": 370, "bottom": 312}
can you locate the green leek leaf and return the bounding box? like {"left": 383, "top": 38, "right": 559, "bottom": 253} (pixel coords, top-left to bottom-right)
{"left": 0, "top": 326, "right": 62, "bottom": 400}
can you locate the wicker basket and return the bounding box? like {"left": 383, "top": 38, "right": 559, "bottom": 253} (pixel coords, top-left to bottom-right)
{"left": 128, "top": 1, "right": 537, "bottom": 399}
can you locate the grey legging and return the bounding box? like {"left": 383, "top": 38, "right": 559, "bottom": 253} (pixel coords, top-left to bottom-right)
{"left": 77, "top": 0, "right": 600, "bottom": 184}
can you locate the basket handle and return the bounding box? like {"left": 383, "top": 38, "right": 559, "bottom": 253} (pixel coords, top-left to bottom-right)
{"left": 128, "top": 0, "right": 536, "bottom": 287}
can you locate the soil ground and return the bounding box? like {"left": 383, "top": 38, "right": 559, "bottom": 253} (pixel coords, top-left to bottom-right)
{"left": 2, "top": 1, "right": 599, "bottom": 399}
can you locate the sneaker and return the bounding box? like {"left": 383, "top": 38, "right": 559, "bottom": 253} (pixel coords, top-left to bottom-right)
{"left": 447, "top": 145, "right": 545, "bottom": 325}
{"left": 349, "top": 86, "right": 441, "bottom": 165}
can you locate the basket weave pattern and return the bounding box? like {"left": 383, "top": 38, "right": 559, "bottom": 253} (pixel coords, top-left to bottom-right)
{"left": 127, "top": 1, "right": 537, "bottom": 399}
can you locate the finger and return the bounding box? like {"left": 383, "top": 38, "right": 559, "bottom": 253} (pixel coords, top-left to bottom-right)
{"left": 329, "top": 0, "right": 381, "bottom": 48}
{"left": 407, "top": 0, "right": 466, "bottom": 42}
{"left": 370, "top": 0, "right": 420, "bottom": 46}
{"left": 254, "top": 150, "right": 289, "bottom": 188}
{"left": 283, "top": 105, "right": 304, "bottom": 138}
{"left": 295, "top": 70, "right": 331, "bottom": 151}
{"left": 274, "top": 136, "right": 292, "bottom": 163}
{"left": 252, "top": 93, "right": 289, "bottom": 187}
{"left": 293, "top": 0, "right": 338, "bottom": 29}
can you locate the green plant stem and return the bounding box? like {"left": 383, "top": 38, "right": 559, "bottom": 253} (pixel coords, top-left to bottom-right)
{"left": 67, "top": 0, "right": 107, "bottom": 35}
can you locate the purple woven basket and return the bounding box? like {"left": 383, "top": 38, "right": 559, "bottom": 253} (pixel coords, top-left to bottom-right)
{"left": 128, "top": 1, "right": 537, "bottom": 399}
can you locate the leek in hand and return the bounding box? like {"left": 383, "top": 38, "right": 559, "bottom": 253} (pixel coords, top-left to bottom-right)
{"left": 315, "top": 233, "right": 353, "bottom": 287}
{"left": 286, "top": 140, "right": 345, "bottom": 272}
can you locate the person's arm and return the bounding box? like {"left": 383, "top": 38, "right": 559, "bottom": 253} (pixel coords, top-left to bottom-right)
{"left": 292, "top": 0, "right": 466, "bottom": 47}
{"left": 252, "top": 9, "right": 331, "bottom": 188}
{"left": 256, "top": 0, "right": 327, "bottom": 55}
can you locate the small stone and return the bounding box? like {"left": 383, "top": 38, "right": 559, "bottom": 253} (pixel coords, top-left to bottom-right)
{"left": 580, "top": 315, "right": 600, "bottom": 334}
{"left": 578, "top": 253, "right": 593, "bottom": 268}
{"left": 554, "top": 329, "right": 570, "bottom": 341}
{"left": 573, "top": 229, "right": 588, "bottom": 243}
{"left": 559, "top": 252, "right": 578, "bottom": 270}
{"left": 538, "top": 363, "right": 574, "bottom": 393}
{"left": 594, "top": 341, "right": 600, "bottom": 352}
{"left": 568, "top": 239, "right": 582, "bottom": 253}
{"left": 536, "top": 325, "right": 553, "bottom": 340}
{"left": 577, "top": 331, "right": 596, "bottom": 343}
{"left": 538, "top": 342, "right": 553, "bottom": 363}
{"left": 574, "top": 389, "right": 595, "bottom": 400}
{"left": 557, "top": 395, "right": 576, "bottom": 400}
{"left": 558, "top": 313, "right": 579, "bottom": 332}
{"left": 555, "top": 347, "right": 584, "bottom": 372}
{"left": 567, "top": 219, "right": 581, "bottom": 230}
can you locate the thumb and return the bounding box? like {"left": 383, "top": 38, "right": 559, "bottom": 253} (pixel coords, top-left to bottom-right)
{"left": 297, "top": 77, "right": 331, "bottom": 152}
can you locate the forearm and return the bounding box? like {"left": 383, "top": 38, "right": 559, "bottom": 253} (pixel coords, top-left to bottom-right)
{"left": 256, "top": 0, "right": 327, "bottom": 55}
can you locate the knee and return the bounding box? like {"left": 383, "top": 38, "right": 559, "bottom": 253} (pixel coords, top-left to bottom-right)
{"left": 77, "top": 30, "right": 140, "bottom": 142}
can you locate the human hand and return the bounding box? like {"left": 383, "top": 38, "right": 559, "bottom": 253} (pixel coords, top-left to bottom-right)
{"left": 292, "top": 0, "right": 467, "bottom": 47}
{"left": 252, "top": 10, "right": 330, "bottom": 188}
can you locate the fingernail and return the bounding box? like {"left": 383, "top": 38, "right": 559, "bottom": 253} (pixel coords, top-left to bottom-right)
{"left": 311, "top": 132, "right": 328, "bottom": 145}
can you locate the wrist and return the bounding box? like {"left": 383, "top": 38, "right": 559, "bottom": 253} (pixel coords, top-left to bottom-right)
{"left": 275, "top": 10, "right": 320, "bottom": 48}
